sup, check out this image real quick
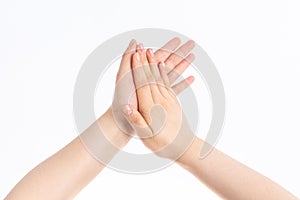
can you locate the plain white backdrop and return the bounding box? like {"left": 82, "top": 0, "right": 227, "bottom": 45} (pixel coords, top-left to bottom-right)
{"left": 1, "top": 0, "right": 299, "bottom": 199}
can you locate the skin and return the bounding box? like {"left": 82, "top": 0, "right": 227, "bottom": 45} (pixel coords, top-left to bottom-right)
{"left": 5, "top": 38, "right": 196, "bottom": 200}
{"left": 5, "top": 38, "right": 297, "bottom": 200}
{"left": 4, "top": 112, "right": 124, "bottom": 200}
{"left": 123, "top": 49, "right": 298, "bottom": 200}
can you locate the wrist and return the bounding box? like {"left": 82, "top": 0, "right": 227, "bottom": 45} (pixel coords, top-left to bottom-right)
{"left": 176, "top": 137, "right": 204, "bottom": 166}
{"left": 78, "top": 107, "right": 131, "bottom": 165}
{"left": 98, "top": 107, "right": 132, "bottom": 149}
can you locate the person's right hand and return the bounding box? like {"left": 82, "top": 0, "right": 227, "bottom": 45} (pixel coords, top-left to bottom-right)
{"left": 111, "top": 38, "right": 196, "bottom": 138}
{"left": 121, "top": 47, "right": 195, "bottom": 160}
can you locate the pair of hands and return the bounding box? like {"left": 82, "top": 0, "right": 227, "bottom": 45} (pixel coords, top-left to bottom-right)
{"left": 109, "top": 38, "right": 196, "bottom": 160}
{"left": 6, "top": 37, "right": 297, "bottom": 200}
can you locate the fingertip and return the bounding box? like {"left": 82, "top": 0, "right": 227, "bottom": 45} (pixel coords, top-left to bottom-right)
{"left": 137, "top": 43, "right": 144, "bottom": 52}
{"left": 148, "top": 48, "right": 154, "bottom": 57}
{"left": 187, "top": 53, "right": 195, "bottom": 62}
{"left": 188, "top": 40, "right": 195, "bottom": 47}
{"left": 172, "top": 37, "right": 181, "bottom": 45}
{"left": 146, "top": 48, "right": 155, "bottom": 63}
{"left": 187, "top": 76, "right": 195, "bottom": 84}
{"left": 124, "top": 39, "right": 137, "bottom": 56}
{"left": 126, "top": 39, "right": 136, "bottom": 51}
{"left": 129, "top": 39, "right": 136, "bottom": 46}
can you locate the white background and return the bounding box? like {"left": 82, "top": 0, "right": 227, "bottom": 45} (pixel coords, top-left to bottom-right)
{"left": 1, "top": 0, "right": 300, "bottom": 199}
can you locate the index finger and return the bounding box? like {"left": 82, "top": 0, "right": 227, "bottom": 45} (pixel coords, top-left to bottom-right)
{"left": 164, "top": 40, "right": 195, "bottom": 73}
{"left": 154, "top": 37, "right": 181, "bottom": 62}
{"left": 132, "top": 52, "right": 153, "bottom": 109}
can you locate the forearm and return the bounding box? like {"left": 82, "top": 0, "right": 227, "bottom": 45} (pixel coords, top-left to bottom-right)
{"left": 177, "top": 137, "right": 297, "bottom": 200}
{"left": 5, "top": 109, "right": 129, "bottom": 200}
{"left": 5, "top": 137, "right": 104, "bottom": 200}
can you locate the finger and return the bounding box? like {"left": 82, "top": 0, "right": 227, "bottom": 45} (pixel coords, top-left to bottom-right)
{"left": 136, "top": 42, "right": 143, "bottom": 52}
{"left": 132, "top": 52, "right": 153, "bottom": 107}
{"left": 116, "top": 39, "right": 137, "bottom": 81}
{"left": 168, "top": 53, "right": 195, "bottom": 84}
{"left": 138, "top": 43, "right": 147, "bottom": 65}
{"left": 158, "top": 62, "right": 170, "bottom": 87}
{"left": 164, "top": 40, "right": 195, "bottom": 73}
{"left": 157, "top": 61, "right": 171, "bottom": 97}
{"left": 171, "top": 76, "right": 195, "bottom": 95}
{"left": 154, "top": 37, "right": 181, "bottom": 62}
{"left": 138, "top": 43, "right": 154, "bottom": 83}
{"left": 144, "top": 48, "right": 163, "bottom": 101}
{"left": 146, "top": 48, "right": 162, "bottom": 84}
{"left": 147, "top": 49, "right": 165, "bottom": 101}
{"left": 122, "top": 104, "right": 153, "bottom": 138}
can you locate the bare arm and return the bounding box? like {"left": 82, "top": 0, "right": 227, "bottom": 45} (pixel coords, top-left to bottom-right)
{"left": 5, "top": 109, "right": 129, "bottom": 200}
{"left": 123, "top": 47, "right": 298, "bottom": 200}
{"left": 5, "top": 38, "right": 195, "bottom": 200}
{"left": 177, "top": 138, "right": 298, "bottom": 200}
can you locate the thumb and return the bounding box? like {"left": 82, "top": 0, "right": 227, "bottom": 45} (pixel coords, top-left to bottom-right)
{"left": 122, "top": 104, "right": 153, "bottom": 138}
{"left": 116, "top": 39, "right": 137, "bottom": 81}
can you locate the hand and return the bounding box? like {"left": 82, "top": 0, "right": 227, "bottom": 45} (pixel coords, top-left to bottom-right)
{"left": 81, "top": 38, "right": 196, "bottom": 163}
{"left": 111, "top": 38, "right": 196, "bottom": 138}
{"left": 122, "top": 48, "right": 195, "bottom": 160}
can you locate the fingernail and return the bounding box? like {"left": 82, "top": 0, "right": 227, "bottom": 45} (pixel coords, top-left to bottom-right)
{"left": 122, "top": 105, "right": 132, "bottom": 115}
{"left": 135, "top": 53, "right": 140, "bottom": 61}
{"left": 149, "top": 49, "right": 154, "bottom": 57}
